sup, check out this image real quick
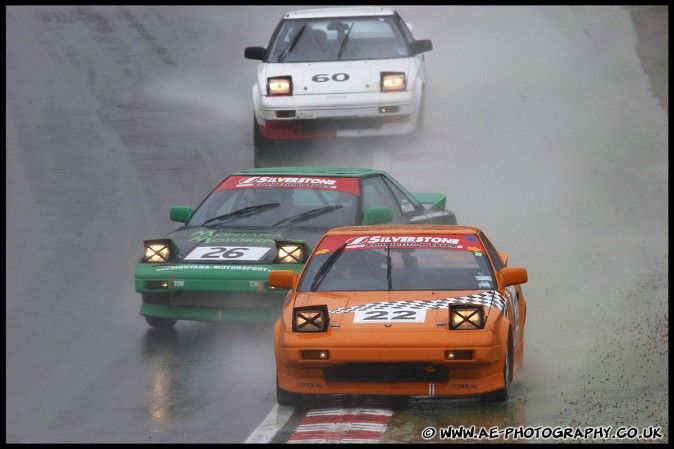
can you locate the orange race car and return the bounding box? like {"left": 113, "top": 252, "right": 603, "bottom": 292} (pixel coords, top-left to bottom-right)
{"left": 268, "top": 224, "right": 528, "bottom": 406}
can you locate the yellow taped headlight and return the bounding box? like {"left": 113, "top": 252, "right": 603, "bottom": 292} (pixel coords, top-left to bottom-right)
{"left": 450, "top": 306, "right": 485, "bottom": 330}
{"left": 143, "top": 240, "right": 172, "bottom": 263}
{"left": 293, "top": 305, "right": 329, "bottom": 332}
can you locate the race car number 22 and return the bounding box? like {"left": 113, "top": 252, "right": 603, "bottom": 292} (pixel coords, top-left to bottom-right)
{"left": 354, "top": 307, "right": 426, "bottom": 323}
{"left": 184, "top": 246, "right": 270, "bottom": 261}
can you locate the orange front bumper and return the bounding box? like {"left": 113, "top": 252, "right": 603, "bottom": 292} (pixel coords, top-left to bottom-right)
{"left": 276, "top": 327, "right": 507, "bottom": 397}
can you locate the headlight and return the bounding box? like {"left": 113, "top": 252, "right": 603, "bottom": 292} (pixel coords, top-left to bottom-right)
{"left": 292, "top": 305, "right": 329, "bottom": 332}
{"left": 142, "top": 239, "right": 173, "bottom": 263}
{"left": 381, "top": 72, "right": 406, "bottom": 92}
{"left": 267, "top": 76, "right": 292, "bottom": 95}
{"left": 275, "top": 241, "right": 308, "bottom": 264}
{"left": 449, "top": 306, "right": 485, "bottom": 330}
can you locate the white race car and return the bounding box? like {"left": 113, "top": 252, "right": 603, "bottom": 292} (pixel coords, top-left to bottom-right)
{"left": 244, "top": 7, "right": 432, "bottom": 150}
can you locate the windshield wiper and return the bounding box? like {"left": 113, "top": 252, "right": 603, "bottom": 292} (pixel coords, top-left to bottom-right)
{"left": 202, "top": 203, "right": 280, "bottom": 227}
{"left": 386, "top": 244, "right": 392, "bottom": 291}
{"left": 273, "top": 205, "right": 343, "bottom": 226}
{"left": 336, "top": 22, "right": 354, "bottom": 60}
{"left": 277, "top": 25, "right": 306, "bottom": 62}
{"left": 310, "top": 241, "right": 348, "bottom": 292}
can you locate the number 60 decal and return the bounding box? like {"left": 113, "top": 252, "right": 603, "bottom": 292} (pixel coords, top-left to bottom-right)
{"left": 312, "top": 73, "right": 350, "bottom": 82}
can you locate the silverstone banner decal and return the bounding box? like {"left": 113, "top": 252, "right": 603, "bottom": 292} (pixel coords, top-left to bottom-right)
{"left": 317, "top": 234, "right": 487, "bottom": 253}
{"left": 216, "top": 175, "right": 361, "bottom": 195}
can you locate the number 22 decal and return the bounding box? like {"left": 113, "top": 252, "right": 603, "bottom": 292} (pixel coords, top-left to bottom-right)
{"left": 354, "top": 308, "right": 426, "bottom": 323}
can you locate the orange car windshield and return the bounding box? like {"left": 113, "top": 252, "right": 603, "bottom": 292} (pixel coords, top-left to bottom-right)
{"left": 298, "top": 245, "right": 495, "bottom": 292}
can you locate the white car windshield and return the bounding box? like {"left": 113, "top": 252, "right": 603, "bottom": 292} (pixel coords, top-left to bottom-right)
{"left": 267, "top": 16, "right": 409, "bottom": 63}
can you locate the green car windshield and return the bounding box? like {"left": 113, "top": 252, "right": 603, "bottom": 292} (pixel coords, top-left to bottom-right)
{"left": 189, "top": 187, "right": 359, "bottom": 228}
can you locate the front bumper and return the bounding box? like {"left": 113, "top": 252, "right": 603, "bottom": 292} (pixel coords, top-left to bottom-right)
{"left": 276, "top": 328, "right": 506, "bottom": 396}
{"left": 135, "top": 262, "right": 299, "bottom": 323}
{"left": 256, "top": 90, "right": 419, "bottom": 139}
{"left": 140, "top": 302, "right": 282, "bottom": 323}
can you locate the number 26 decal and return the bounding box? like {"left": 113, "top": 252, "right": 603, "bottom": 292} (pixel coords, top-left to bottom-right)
{"left": 184, "top": 246, "right": 270, "bottom": 261}
{"left": 312, "top": 73, "right": 350, "bottom": 82}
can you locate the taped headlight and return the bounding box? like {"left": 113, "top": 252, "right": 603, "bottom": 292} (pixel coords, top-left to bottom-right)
{"left": 267, "top": 76, "right": 292, "bottom": 95}
{"left": 293, "top": 305, "right": 329, "bottom": 332}
{"left": 275, "top": 241, "right": 308, "bottom": 264}
{"left": 142, "top": 239, "right": 174, "bottom": 263}
{"left": 450, "top": 306, "right": 485, "bottom": 330}
{"left": 381, "top": 72, "right": 406, "bottom": 92}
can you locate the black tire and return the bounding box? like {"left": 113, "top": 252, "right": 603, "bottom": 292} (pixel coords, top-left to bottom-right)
{"left": 417, "top": 94, "right": 426, "bottom": 131}
{"left": 253, "top": 116, "right": 274, "bottom": 168}
{"left": 145, "top": 315, "right": 177, "bottom": 329}
{"left": 253, "top": 116, "right": 273, "bottom": 150}
{"left": 484, "top": 331, "right": 512, "bottom": 402}
{"left": 410, "top": 90, "right": 426, "bottom": 138}
{"left": 276, "top": 377, "right": 306, "bottom": 407}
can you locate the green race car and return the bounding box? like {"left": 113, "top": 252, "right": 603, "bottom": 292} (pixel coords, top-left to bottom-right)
{"left": 135, "top": 167, "right": 457, "bottom": 328}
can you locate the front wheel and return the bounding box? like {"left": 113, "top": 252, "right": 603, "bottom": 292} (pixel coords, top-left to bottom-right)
{"left": 409, "top": 90, "right": 426, "bottom": 139}
{"left": 253, "top": 116, "right": 274, "bottom": 149}
{"left": 145, "top": 315, "right": 177, "bottom": 329}
{"left": 277, "top": 377, "right": 309, "bottom": 407}
{"left": 484, "top": 331, "right": 512, "bottom": 402}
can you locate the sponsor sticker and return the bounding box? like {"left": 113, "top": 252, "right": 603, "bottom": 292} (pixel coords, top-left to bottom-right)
{"left": 215, "top": 175, "right": 361, "bottom": 195}
{"left": 184, "top": 246, "right": 270, "bottom": 261}
{"left": 354, "top": 307, "right": 427, "bottom": 323}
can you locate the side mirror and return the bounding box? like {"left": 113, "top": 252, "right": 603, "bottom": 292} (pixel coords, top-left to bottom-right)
{"left": 244, "top": 46, "right": 266, "bottom": 60}
{"left": 268, "top": 270, "right": 297, "bottom": 290}
{"left": 170, "top": 206, "right": 193, "bottom": 223}
{"left": 501, "top": 267, "right": 528, "bottom": 287}
{"left": 362, "top": 207, "right": 393, "bottom": 225}
{"left": 409, "top": 39, "right": 432, "bottom": 55}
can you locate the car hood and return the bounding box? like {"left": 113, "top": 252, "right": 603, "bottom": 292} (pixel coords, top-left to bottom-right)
{"left": 290, "top": 290, "right": 505, "bottom": 329}
{"left": 263, "top": 59, "right": 411, "bottom": 95}
{"left": 165, "top": 225, "right": 327, "bottom": 264}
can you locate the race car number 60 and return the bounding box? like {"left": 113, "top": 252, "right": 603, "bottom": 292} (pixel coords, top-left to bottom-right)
{"left": 312, "top": 73, "right": 350, "bottom": 82}
{"left": 184, "top": 246, "right": 270, "bottom": 261}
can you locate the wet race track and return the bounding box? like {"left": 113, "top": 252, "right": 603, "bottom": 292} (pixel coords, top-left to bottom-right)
{"left": 5, "top": 5, "right": 668, "bottom": 444}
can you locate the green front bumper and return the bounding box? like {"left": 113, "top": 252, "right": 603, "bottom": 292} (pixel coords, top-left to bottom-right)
{"left": 135, "top": 262, "right": 301, "bottom": 323}
{"left": 135, "top": 262, "right": 301, "bottom": 294}
{"left": 139, "top": 302, "right": 282, "bottom": 323}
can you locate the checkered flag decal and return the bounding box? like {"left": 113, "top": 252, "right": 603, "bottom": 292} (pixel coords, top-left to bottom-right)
{"left": 329, "top": 291, "right": 508, "bottom": 316}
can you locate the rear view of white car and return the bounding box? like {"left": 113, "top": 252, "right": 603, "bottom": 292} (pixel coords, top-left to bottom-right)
{"left": 244, "top": 7, "right": 432, "bottom": 150}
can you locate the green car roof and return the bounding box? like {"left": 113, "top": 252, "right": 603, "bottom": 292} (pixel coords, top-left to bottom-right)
{"left": 233, "top": 167, "right": 385, "bottom": 177}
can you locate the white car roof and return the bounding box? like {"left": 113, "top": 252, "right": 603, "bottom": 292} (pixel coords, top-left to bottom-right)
{"left": 282, "top": 7, "right": 396, "bottom": 20}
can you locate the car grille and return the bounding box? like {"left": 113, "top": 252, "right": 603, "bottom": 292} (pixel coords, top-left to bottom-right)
{"left": 324, "top": 362, "right": 449, "bottom": 383}
{"left": 142, "top": 292, "right": 278, "bottom": 309}
{"left": 298, "top": 118, "right": 383, "bottom": 132}
{"left": 269, "top": 115, "right": 409, "bottom": 133}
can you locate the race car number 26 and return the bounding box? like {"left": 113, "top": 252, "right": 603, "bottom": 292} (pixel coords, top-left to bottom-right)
{"left": 184, "top": 246, "right": 270, "bottom": 261}
{"left": 354, "top": 307, "right": 426, "bottom": 323}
